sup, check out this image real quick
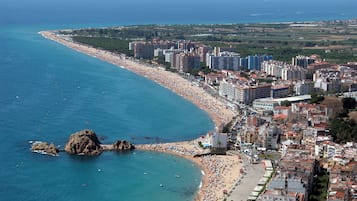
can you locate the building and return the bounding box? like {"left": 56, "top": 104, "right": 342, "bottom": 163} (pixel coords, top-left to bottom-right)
{"left": 247, "top": 55, "right": 273, "bottom": 71}
{"left": 294, "top": 80, "right": 315, "bottom": 95}
{"left": 292, "top": 55, "right": 315, "bottom": 68}
{"left": 261, "top": 61, "right": 306, "bottom": 80}
{"left": 253, "top": 95, "right": 311, "bottom": 111}
{"left": 314, "top": 78, "right": 341, "bottom": 93}
{"left": 164, "top": 48, "right": 186, "bottom": 64}
{"left": 196, "top": 46, "right": 211, "bottom": 63}
{"left": 265, "top": 125, "right": 282, "bottom": 150}
{"left": 261, "top": 60, "right": 284, "bottom": 78}
{"left": 132, "top": 40, "right": 176, "bottom": 59}
{"left": 210, "top": 133, "right": 228, "bottom": 154}
{"left": 271, "top": 85, "right": 290, "bottom": 98}
{"left": 219, "top": 80, "right": 271, "bottom": 104}
{"left": 253, "top": 99, "right": 279, "bottom": 111}
{"left": 281, "top": 66, "right": 306, "bottom": 81}
{"left": 240, "top": 57, "right": 248, "bottom": 69}
{"left": 208, "top": 51, "right": 241, "bottom": 71}
{"left": 173, "top": 53, "right": 200, "bottom": 72}
{"left": 236, "top": 84, "right": 272, "bottom": 104}
{"left": 218, "top": 79, "right": 238, "bottom": 101}
{"left": 133, "top": 42, "right": 154, "bottom": 59}
{"left": 259, "top": 177, "right": 307, "bottom": 201}
{"left": 154, "top": 48, "right": 164, "bottom": 57}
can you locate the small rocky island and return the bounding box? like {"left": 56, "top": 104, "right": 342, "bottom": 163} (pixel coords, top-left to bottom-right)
{"left": 31, "top": 142, "right": 59, "bottom": 156}
{"left": 65, "top": 129, "right": 103, "bottom": 156}
{"left": 31, "top": 129, "right": 135, "bottom": 156}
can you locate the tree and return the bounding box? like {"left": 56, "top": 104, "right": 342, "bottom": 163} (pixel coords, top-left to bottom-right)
{"left": 280, "top": 100, "right": 291, "bottom": 107}
{"left": 329, "top": 118, "right": 357, "bottom": 143}
{"left": 342, "top": 97, "right": 356, "bottom": 110}
{"left": 222, "top": 121, "right": 233, "bottom": 133}
{"left": 309, "top": 92, "right": 324, "bottom": 104}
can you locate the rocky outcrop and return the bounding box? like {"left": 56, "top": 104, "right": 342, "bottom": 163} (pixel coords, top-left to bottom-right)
{"left": 112, "top": 140, "right": 135, "bottom": 151}
{"left": 64, "top": 129, "right": 103, "bottom": 156}
{"left": 30, "top": 129, "right": 135, "bottom": 156}
{"left": 31, "top": 142, "right": 59, "bottom": 156}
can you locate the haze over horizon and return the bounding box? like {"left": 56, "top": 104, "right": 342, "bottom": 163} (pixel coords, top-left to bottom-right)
{"left": 1, "top": 0, "right": 356, "bottom": 25}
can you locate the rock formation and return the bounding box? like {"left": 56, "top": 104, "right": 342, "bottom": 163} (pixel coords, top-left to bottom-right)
{"left": 64, "top": 129, "right": 103, "bottom": 156}
{"left": 30, "top": 129, "right": 135, "bottom": 157}
{"left": 31, "top": 142, "right": 59, "bottom": 156}
{"left": 112, "top": 140, "right": 135, "bottom": 151}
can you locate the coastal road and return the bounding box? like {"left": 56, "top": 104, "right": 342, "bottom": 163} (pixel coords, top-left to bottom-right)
{"left": 226, "top": 155, "right": 265, "bottom": 201}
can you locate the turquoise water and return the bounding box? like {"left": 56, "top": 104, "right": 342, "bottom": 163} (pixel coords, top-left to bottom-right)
{"left": 1, "top": 0, "right": 357, "bottom": 200}
{"left": 0, "top": 26, "right": 211, "bottom": 201}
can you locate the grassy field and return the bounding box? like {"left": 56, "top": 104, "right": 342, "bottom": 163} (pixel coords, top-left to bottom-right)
{"left": 61, "top": 20, "right": 357, "bottom": 63}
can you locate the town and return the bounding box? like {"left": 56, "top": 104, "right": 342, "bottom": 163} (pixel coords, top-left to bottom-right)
{"left": 59, "top": 20, "right": 357, "bottom": 201}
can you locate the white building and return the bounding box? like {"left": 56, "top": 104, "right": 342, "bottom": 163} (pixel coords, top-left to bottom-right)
{"left": 261, "top": 60, "right": 306, "bottom": 80}
{"left": 207, "top": 51, "right": 241, "bottom": 71}
{"left": 294, "top": 80, "right": 315, "bottom": 95}
{"left": 253, "top": 99, "right": 279, "bottom": 111}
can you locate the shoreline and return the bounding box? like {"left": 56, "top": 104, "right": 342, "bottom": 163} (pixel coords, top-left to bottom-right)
{"left": 135, "top": 140, "right": 241, "bottom": 201}
{"left": 39, "top": 31, "right": 235, "bottom": 129}
{"left": 39, "top": 30, "right": 238, "bottom": 201}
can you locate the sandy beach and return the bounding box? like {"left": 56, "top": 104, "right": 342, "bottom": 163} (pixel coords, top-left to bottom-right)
{"left": 39, "top": 31, "right": 234, "bottom": 128}
{"left": 40, "top": 30, "right": 239, "bottom": 201}
{"left": 136, "top": 140, "right": 241, "bottom": 201}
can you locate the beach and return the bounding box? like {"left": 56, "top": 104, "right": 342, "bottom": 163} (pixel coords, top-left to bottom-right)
{"left": 136, "top": 140, "right": 241, "bottom": 201}
{"left": 40, "top": 30, "right": 239, "bottom": 201}
{"left": 39, "top": 31, "right": 234, "bottom": 128}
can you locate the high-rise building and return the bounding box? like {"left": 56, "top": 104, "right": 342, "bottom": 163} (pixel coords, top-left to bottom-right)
{"left": 174, "top": 53, "right": 200, "bottom": 72}
{"left": 294, "top": 80, "right": 315, "bottom": 95}
{"left": 132, "top": 41, "right": 176, "bottom": 59}
{"left": 240, "top": 57, "right": 248, "bottom": 69}
{"left": 261, "top": 60, "right": 306, "bottom": 80}
{"left": 133, "top": 42, "right": 154, "bottom": 59}
{"left": 247, "top": 55, "right": 273, "bottom": 70}
{"left": 313, "top": 69, "right": 341, "bottom": 93}
{"left": 197, "top": 46, "right": 211, "bottom": 63}
{"left": 219, "top": 80, "right": 271, "bottom": 104}
{"left": 208, "top": 51, "right": 240, "bottom": 71}
{"left": 281, "top": 66, "right": 306, "bottom": 81}
{"left": 292, "top": 55, "right": 315, "bottom": 68}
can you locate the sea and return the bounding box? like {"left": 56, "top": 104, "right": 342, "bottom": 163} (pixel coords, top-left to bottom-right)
{"left": 0, "top": 0, "right": 356, "bottom": 200}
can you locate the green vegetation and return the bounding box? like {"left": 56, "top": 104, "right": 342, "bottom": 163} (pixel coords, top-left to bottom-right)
{"left": 256, "top": 78, "right": 274, "bottom": 83}
{"left": 309, "top": 169, "right": 329, "bottom": 201}
{"left": 342, "top": 97, "right": 356, "bottom": 110}
{"left": 222, "top": 120, "right": 233, "bottom": 133}
{"left": 62, "top": 20, "right": 357, "bottom": 64}
{"left": 239, "top": 72, "right": 249, "bottom": 79}
{"left": 72, "top": 36, "right": 133, "bottom": 56}
{"left": 280, "top": 100, "right": 291, "bottom": 107}
{"left": 328, "top": 97, "right": 357, "bottom": 143}
{"left": 309, "top": 92, "right": 325, "bottom": 104}
{"left": 329, "top": 118, "right": 357, "bottom": 143}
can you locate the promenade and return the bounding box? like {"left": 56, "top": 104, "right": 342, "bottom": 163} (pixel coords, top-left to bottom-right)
{"left": 226, "top": 155, "right": 265, "bottom": 201}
